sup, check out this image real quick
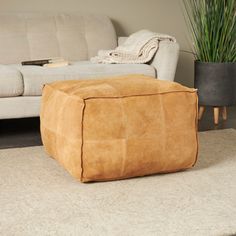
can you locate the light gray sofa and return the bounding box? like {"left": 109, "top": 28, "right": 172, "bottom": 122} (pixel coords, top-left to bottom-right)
{"left": 0, "top": 12, "right": 179, "bottom": 119}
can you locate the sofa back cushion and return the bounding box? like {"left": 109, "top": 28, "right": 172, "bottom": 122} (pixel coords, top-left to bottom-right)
{"left": 0, "top": 13, "right": 117, "bottom": 64}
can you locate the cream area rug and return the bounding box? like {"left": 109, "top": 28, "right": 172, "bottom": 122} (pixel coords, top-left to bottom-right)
{"left": 0, "top": 129, "right": 236, "bottom": 236}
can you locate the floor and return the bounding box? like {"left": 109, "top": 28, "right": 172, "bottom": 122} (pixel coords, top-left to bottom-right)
{"left": 0, "top": 106, "right": 236, "bottom": 149}
{"left": 1, "top": 129, "right": 236, "bottom": 235}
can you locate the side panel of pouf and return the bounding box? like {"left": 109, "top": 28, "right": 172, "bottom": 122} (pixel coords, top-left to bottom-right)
{"left": 81, "top": 91, "right": 198, "bottom": 182}
{"left": 40, "top": 85, "right": 84, "bottom": 180}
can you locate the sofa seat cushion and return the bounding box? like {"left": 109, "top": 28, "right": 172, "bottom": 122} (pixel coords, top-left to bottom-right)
{"left": 14, "top": 61, "right": 156, "bottom": 96}
{"left": 0, "top": 65, "right": 23, "bottom": 97}
{"left": 40, "top": 74, "right": 198, "bottom": 182}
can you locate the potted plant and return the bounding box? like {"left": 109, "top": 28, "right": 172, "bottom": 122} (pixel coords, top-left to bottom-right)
{"left": 183, "top": 0, "right": 236, "bottom": 124}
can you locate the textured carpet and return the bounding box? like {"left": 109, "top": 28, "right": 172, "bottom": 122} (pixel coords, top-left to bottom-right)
{"left": 0, "top": 129, "right": 236, "bottom": 236}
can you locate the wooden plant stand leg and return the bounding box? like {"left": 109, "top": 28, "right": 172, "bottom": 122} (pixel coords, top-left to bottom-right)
{"left": 198, "top": 106, "right": 205, "bottom": 120}
{"left": 198, "top": 106, "right": 227, "bottom": 125}
{"left": 222, "top": 106, "right": 227, "bottom": 120}
{"left": 213, "top": 107, "right": 220, "bottom": 125}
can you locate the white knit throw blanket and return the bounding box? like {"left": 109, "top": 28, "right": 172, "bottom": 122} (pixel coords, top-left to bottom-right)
{"left": 91, "top": 30, "right": 176, "bottom": 64}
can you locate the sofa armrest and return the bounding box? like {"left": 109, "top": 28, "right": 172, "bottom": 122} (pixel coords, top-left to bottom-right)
{"left": 150, "top": 41, "right": 179, "bottom": 81}
{"left": 118, "top": 36, "right": 179, "bottom": 81}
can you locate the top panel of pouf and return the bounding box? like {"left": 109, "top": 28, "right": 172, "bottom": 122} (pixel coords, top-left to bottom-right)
{"left": 44, "top": 74, "right": 196, "bottom": 100}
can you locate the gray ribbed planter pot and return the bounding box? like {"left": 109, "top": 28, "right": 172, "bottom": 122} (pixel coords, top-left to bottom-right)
{"left": 194, "top": 61, "right": 236, "bottom": 106}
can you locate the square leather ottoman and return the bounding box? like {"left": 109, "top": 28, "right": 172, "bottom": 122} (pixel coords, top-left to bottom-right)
{"left": 40, "top": 75, "right": 198, "bottom": 182}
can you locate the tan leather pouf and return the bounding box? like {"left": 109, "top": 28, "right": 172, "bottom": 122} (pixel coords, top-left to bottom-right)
{"left": 40, "top": 75, "right": 198, "bottom": 182}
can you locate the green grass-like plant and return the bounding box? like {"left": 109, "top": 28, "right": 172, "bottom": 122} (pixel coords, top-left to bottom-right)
{"left": 183, "top": 0, "right": 236, "bottom": 62}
